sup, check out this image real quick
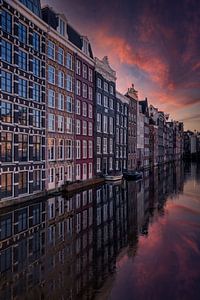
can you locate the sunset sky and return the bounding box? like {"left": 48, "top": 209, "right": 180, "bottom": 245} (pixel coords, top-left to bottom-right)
{"left": 41, "top": 0, "right": 200, "bottom": 131}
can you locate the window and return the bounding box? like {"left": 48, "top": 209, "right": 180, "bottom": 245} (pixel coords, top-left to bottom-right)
{"left": 1, "top": 40, "right": 12, "bottom": 64}
{"left": 1, "top": 101, "right": 12, "bottom": 123}
{"left": 18, "top": 106, "right": 27, "bottom": 126}
{"left": 82, "top": 121, "right": 87, "bottom": 135}
{"left": 18, "top": 22, "right": 27, "bottom": 44}
{"left": 33, "top": 57, "right": 40, "bottom": 77}
{"left": 18, "top": 134, "right": 28, "bottom": 161}
{"left": 103, "top": 116, "right": 108, "bottom": 133}
{"left": 83, "top": 163, "right": 87, "bottom": 179}
{"left": 66, "top": 53, "right": 73, "bottom": 70}
{"left": 97, "top": 158, "right": 101, "bottom": 172}
{"left": 89, "top": 68, "right": 93, "bottom": 82}
{"left": 58, "top": 139, "right": 64, "bottom": 160}
{"left": 1, "top": 132, "right": 12, "bottom": 162}
{"left": 58, "top": 93, "right": 64, "bottom": 110}
{"left": 76, "top": 140, "right": 81, "bottom": 159}
{"left": 67, "top": 75, "right": 73, "bottom": 92}
{"left": 88, "top": 104, "right": 92, "bottom": 118}
{"left": 0, "top": 214, "right": 12, "bottom": 239}
{"left": 48, "top": 138, "right": 55, "bottom": 160}
{"left": 1, "top": 173, "right": 12, "bottom": 199}
{"left": 88, "top": 122, "right": 93, "bottom": 136}
{"left": 110, "top": 138, "right": 113, "bottom": 153}
{"left": 33, "top": 31, "right": 40, "bottom": 51}
{"left": 89, "top": 141, "right": 93, "bottom": 158}
{"left": 110, "top": 85, "right": 114, "bottom": 95}
{"left": 104, "top": 82, "right": 108, "bottom": 92}
{"left": 48, "top": 114, "right": 55, "bottom": 131}
{"left": 83, "top": 83, "right": 87, "bottom": 98}
{"left": 48, "top": 66, "right": 55, "bottom": 84}
{"left": 83, "top": 140, "right": 87, "bottom": 158}
{"left": 32, "top": 170, "right": 41, "bottom": 191}
{"left": 82, "top": 102, "right": 87, "bottom": 116}
{"left": 58, "top": 18, "right": 65, "bottom": 36}
{"left": 58, "top": 47, "right": 64, "bottom": 65}
{"left": 82, "top": 38, "right": 89, "bottom": 55}
{"left": 76, "top": 164, "right": 81, "bottom": 179}
{"left": 32, "top": 109, "right": 40, "bottom": 128}
{"left": 32, "top": 83, "right": 40, "bottom": 102}
{"left": 32, "top": 136, "right": 41, "bottom": 161}
{"left": 66, "top": 140, "right": 73, "bottom": 159}
{"left": 49, "top": 168, "right": 55, "bottom": 183}
{"left": 97, "top": 93, "right": 102, "bottom": 105}
{"left": 76, "top": 100, "right": 81, "bottom": 114}
{"left": 48, "top": 89, "right": 55, "bottom": 107}
{"left": 66, "top": 96, "right": 72, "bottom": 112}
{"left": 109, "top": 157, "right": 113, "bottom": 170}
{"left": 66, "top": 117, "right": 73, "bottom": 133}
{"left": 97, "top": 78, "right": 102, "bottom": 88}
{"left": 58, "top": 115, "right": 64, "bottom": 132}
{"left": 83, "top": 64, "right": 87, "bottom": 79}
{"left": 48, "top": 40, "right": 55, "bottom": 59}
{"left": 110, "top": 98, "right": 114, "bottom": 109}
{"left": 1, "top": 10, "right": 12, "bottom": 34}
{"left": 110, "top": 117, "right": 114, "bottom": 134}
{"left": 18, "top": 78, "right": 28, "bottom": 98}
{"left": 1, "top": 70, "right": 12, "bottom": 93}
{"left": 97, "top": 137, "right": 101, "bottom": 154}
{"left": 89, "top": 87, "right": 93, "bottom": 100}
{"left": 18, "top": 172, "right": 28, "bottom": 195}
{"left": 103, "top": 138, "right": 108, "bottom": 154}
{"left": 76, "top": 80, "right": 81, "bottom": 96}
{"left": 76, "top": 120, "right": 81, "bottom": 134}
{"left": 97, "top": 113, "right": 101, "bottom": 132}
{"left": 58, "top": 71, "right": 64, "bottom": 88}
{"left": 89, "top": 163, "right": 93, "bottom": 178}
{"left": 104, "top": 96, "right": 108, "bottom": 107}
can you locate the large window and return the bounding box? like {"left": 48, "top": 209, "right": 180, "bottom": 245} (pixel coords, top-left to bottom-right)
{"left": 1, "top": 40, "right": 12, "bottom": 64}
{"left": 48, "top": 89, "right": 55, "bottom": 107}
{"left": 32, "top": 57, "right": 40, "bottom": 77}
{"left": 97, "top": 137, "right": 101, "bottom": 154}
{"left": 66, "top": 117, "right": 73, "bottom": 133}
{"left": 76, "top": 80, "right": 81, "bottom": 96}
{"left": 18, "top": 22, "right": 27, "bottom": 44}
{"left": 48, "top": 138, "right": 55, "bottom": 160}
{"left": 66, "top": 53, "right": 73, "bottom": 70}
{"left": 82, "top": 83, "right": 87, "bottom": 98}
{"left": 1, "top": 174, "right": 13, "bottom": 199}
{"left": 18, "top": 78, "right": 28, "bottom": 98}
{"left": 82, "top": 121, "right": 87, "bottom": 135}
{"left": 1, "top": 101, "right": 12, "bottom": 123}
{"left": 32, "top": 31, "right": 40, "bottom": 51}
{"left": 58, "top": 139, "right": 64, "bottom": 160}
{"left": 1, "top": 10, "right": 12, "bottom": 34}
{"left": 1, "top": 132, "right": 12, "bottom": 162}
{"left": 76, "top": 120, "right": 81, "bottom": 135}
{"left": 58, "top": 47, "right": 64, "bottom": 65}
{"left": 32, "top": 83, "right": 40, "bottom": 102}
{"left": 83, "top": 140, "right": 87, "bottom": 159}
{"left": 58, "top": 93, "right": 64, "bottom": 110}
{"left": 18, "top": 106, "right": 28, "bottom": 126}
{"left": 48, "top": 40, "right": 55, "bottom": 60}
{"left": 76, "top": 140, "right": 81, "bottom": 159}
{"left": 48, "top": 114, "right": 55, "bottom": 131}
{"left": 89, "top": 87, "right": 93, "bottom": 100}
{"left": 1, "top": 70, "right": 12, "bottom": 93}
{"left": 82, "top": 102, "right": 87, "bottom": 117}
{"left": 66, "top": 140, "right": 73, "bottom": 159}
{"left": 48, "top": 66, "right": 55, "bottom": 84}
{"left": 89, "top": 141, "right": 93, "bottom": 158}
{"left": 18, "top": 134, "right": 28, "bottom": 161}
{"left": 32, "top": 109, "right": 41, "bottom": 128}
{"left": 76, "top": 60, "right": 81, "bottom": 75}
{"left": 18, "top": 50, "right": 27, "bottom": 71}
{"left": 66, "top": 96, "right": 72, "bottom": 112}
{"left": 103, "top": 116, "right": 108, "bottom": 133}
{"left": 58, "top": 115, "right": 64, "bottom": 132}
{"left": 58, "top": 71, "right": 64, "bottom": 88}
{"left": 97, "top": 113, "right": 101, "bottom": 132}
{"left": 97, "top": 93, "right": 102, "bottom": 105}
{"left": 18, "top": 171, "right": 28, "bottom": 195}
{"left": 32, "top": 136, "right": 41, "bottom": 161}
{"left": 67, "top": 75, "right": 73, "bottom": 92}
{"left": 32, "top": 170, "right": 40, "bottom": 191}
{"left": 83, "top": 64, "right": 88, "bottom": 79}
{"left": 88, "top": 122, "right": 93, "bottom": 136}
{"left": 103, "top": 138, "right": 108, "bottom": 154}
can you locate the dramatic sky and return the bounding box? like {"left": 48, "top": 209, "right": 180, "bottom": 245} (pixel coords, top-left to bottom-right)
{"left": 41, "top": 0, "right": 200, "bottom": 131}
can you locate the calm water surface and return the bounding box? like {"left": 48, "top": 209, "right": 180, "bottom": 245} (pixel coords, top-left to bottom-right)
{"left": 0, "top": 162, "right": 200, "bottom": 300}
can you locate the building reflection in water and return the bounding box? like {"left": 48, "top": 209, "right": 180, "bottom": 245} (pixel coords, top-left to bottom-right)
{"left": 0, "top": 162, "right": 185, "bottom": 300}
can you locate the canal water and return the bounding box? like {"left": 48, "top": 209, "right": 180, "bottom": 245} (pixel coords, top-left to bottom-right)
{"left": 0, "top": 162, "right": 200, "bottom": 300}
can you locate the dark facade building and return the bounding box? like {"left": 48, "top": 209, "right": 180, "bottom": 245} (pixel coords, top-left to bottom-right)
{"left": 125, "top": 84, "right": 138, "bottom": 171}
{"left": 95, "top": 56, "right": 116, "bottom": 176}
{"left": 0, "top": 0, "right": 46, "bottom": 200}
{"left": 139, "top": 99, "right": 150, "bottom": 169}
{"left": 115, "top": 92, "right": 129, "bottom": 172}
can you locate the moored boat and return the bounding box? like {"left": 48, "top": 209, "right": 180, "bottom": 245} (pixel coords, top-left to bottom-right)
{"left": 123, "top": 171, "right": 143, "bottom": 181}
{"left": 104, "top": 174, "right": 123, "bottom": 181}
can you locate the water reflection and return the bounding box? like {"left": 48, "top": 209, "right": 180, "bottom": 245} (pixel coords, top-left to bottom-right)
{"left": 0, "top": 162, "right": 199, "bottom": 300}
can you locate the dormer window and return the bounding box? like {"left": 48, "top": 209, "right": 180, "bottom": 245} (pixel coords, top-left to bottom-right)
{"left": 58, "top": 18, "right": 65, "bottom": 36}
{"left": 82, "top": 38, "right": 89, "bottom": 56}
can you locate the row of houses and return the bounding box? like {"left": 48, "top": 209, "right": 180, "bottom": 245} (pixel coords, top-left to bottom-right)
{"left": 183, "top": 130, "right": 200, "bottom": 157}
{"left": 0, "top": 0, "right": 185, "bottom": 201}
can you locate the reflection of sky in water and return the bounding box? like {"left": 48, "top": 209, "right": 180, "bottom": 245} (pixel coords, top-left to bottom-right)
{"left": 107, "top": 165, "right": 200, "bottom": 300}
